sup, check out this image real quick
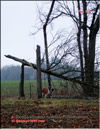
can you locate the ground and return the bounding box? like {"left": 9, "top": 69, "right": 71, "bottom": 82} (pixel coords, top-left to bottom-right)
{"left": 1, "top": 98, "right": 99, "bottom": 128}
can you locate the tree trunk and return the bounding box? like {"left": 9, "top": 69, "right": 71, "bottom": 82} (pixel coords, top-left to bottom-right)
{"left": 77, "top": 31, "right": 84, "bottom": 81}
{"left": 89, "top": 15, "right": 99, "bottom": 85}
{"left": 82, "top": 0, "right": 89, "bottom": 82}
{"left": 37, "top": 45, "right": 42, "bottom": 98}
{"left": 87, "top": 14, "right": 99, "bottom": 96}
{"left": 43, "top": 26, "right": 51, "bottom": 92}
{"left": 82, "top": 0, "right": 91, "bottom": 96}
{"left": 19, "top": 64, "right": 25, "bottom": 98}
{"left": 43, "top": 1, "right": 55, "bottom": 94}
{"left": 77, "top": 0, "right": 84, "bottom": 81}
{"left": 82, "top": 1, "right": 99, "bottom": 96}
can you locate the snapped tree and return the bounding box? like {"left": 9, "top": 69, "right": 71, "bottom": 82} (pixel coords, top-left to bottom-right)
{"left": 38, "top": 1, "right": 99, "bottom": 96}
{"left": 31, "top": 1, "right": 100, "bottom": 97}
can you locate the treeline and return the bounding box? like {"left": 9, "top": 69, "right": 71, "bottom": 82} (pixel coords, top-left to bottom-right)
{"left": 1, "top": 63, "right": 99, "bottom": 81}
{"left": 1, "top": 65, "right": 60, "bottom": 81}
{"left": 1, "top": 56, "right": 81, "bottom": 81}
{"left": 1, "top": 65, "right": 34, "bottom": 81}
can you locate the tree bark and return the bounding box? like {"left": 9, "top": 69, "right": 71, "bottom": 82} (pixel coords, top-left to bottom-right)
{"left": 36, "top": 45, "right": 42, "bottom": 98}
{"left": 77, "top": 0, "right": 84, "bottom": 82}
{"left": 89, "top": 15, "right": 99, "bottom": 85}
{"left": 82, "top": 1, "right": 99, "bottom": 96}
{"left": 19, "top": 64, "right": 25, "bottom": 98}
{"left": 82, "top": 0, "right": 89, "bottom": 82}
{"left": 82, "top": 0, "right": 91, "bottom": 96}
{"left": 87, "top": 14, "right": 99, "bottom": 96}
{"left": 43, "top": 26, "right": 51, "bottom": 92}
{"left": 43, "top": 0, "right": 55, "bottom": 93}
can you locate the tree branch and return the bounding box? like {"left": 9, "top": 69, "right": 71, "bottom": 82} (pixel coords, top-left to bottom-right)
{"left": 5, "top": 54, "right": 99, "bottom": 89}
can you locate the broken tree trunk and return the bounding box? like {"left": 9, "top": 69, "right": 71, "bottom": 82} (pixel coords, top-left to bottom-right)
{"left": 36, "top": 45, "right": 42, "bottom": 98}
{"left": 5, "top": 54, "right": 99, "bottom": 90}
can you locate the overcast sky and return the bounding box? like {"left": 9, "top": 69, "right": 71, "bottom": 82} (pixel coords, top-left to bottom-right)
{"left": 1, "top": 1, "right": 40, "bottom": 67}
{"left": 1, "top": 1, "right": 99, "bottom": 69}
{"left": 1, "top": 1, "right": 74, "bottom": 68}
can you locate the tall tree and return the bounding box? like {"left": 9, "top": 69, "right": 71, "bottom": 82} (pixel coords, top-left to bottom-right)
{"left": 53, "top": 1, "right": 99, "bottom": 96}
{"left": 43, "top": 0, "right": 56, "bottom": 94}
{"left": 82, "top": 1, "right": 99, "bottom": 96}
{"left": 77, "top": 0, "right": 84, "bottom": 81}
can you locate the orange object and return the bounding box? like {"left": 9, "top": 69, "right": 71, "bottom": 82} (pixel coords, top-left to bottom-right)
{"left": 42, "top": 88, "right": 49, "bottom": 94}
{"left": 42, "top": 88, "right": 54, "bottom": 98}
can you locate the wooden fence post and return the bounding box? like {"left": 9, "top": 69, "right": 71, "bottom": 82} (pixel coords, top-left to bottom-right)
{"left": 36, "top": 45, "right": 42, "bottom": 98}
{"left": 19, "top": 64, "right": 25, "bottom": 98}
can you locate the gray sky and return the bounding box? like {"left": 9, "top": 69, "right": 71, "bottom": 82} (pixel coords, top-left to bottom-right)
{"left": 1, "top": 1, "right": 73, "bottom": 68}
{"left": 2, "top": 1, "right": 99, "bottom": 69}
{"left": 1, "top": 1, "right": 42, "bottom": 67}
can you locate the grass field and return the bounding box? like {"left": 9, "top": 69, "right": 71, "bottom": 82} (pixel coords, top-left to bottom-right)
{"left": 1, "top": 80, "right": 37, "bottom": 97}
{"left": 1, "top": 80, "right": 70, "bottom": 97}
{"left": 1, "top": 81, "right": 99, "bottom": 128}
{"left": 1, "top": 80, "right": 82, "bottom": 98}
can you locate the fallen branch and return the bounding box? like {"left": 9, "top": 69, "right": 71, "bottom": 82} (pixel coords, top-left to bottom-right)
{"left": 5, "top": 55, "right": 99, "bottom": 89}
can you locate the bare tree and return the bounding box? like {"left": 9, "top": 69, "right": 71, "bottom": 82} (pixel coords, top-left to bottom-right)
{"left": 5, "top": 54, "right": 99, "bottom": 91}
{"left": 43, "top": 0, "right": 56, "bottom": 95}
{"left": 52, "top": 1, "right": 99, "bottom": 96}
{"left": 77, "top": 0, "right": 84, "bottom": 81}
{"left": 31, "top": 1, "right": 99, "bottom": 97}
